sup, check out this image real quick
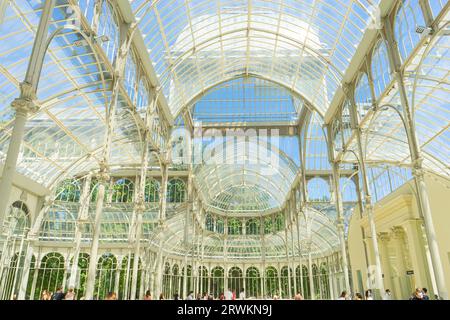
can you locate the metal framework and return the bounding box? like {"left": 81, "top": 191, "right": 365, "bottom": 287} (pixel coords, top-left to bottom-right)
{"left": 0, "top": 0, "right": 448, "bottom": 300}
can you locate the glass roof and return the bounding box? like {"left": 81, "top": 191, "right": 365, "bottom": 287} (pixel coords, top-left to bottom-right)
{"left": 193, "top": 138, "right": 298, "bottom": 213}
{"left": 132, "top": 0, "right": 380, "bottom": 117}
{"left": 192, "top": 77, "right": 302, "bottom": 123}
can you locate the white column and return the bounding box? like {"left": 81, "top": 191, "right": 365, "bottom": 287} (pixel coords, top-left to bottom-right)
{"left": 68, "top": 174, "right": 92, "bottom": 289}
{"left": 0, "top": 0, "right": 56, "bottom": 227}
{"left": 382, "top": 16, "right": 447, "bottom": 300}
{"left": 308, "top": 253, "right": 315, "bottom": 300}
{"left": 84, "top": 174, "right": 107, "bottom": 300}
{"left": 328, "top": 154, "right": 351, "bottom": 293}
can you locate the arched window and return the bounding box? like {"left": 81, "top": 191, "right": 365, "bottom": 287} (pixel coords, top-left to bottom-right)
{"left": 340, "top": 177, "right": 358, "bottom": 202}
{"left": 228, "top": 267, "right": 243, "bottom": 294}
{"left": 265, "top": 267, "right": 279, "bottom": 298}
{"left": 40, "top": 208, "right": 76, "bottom": 241}
{"left": 395, "top": 0, "right": 425, "bottom": 61}
{"left": 312, "top": 264, "right": 320, "bottom": 299}
{"left": 144, "top": 179, "right": 160, "bottom": 203}
{"left": 111, "top": 179, "right": 134, "bottom": 203}
{"left": 172, "top": 264, "right": 180, "bottom": 298}
{"left": 274, "top": 214, "right": 284, "bottom": 232}
{"left": 246, "top": 267, "right": 261, "bottom": 298}
{"left": 264, "top": 216, "right": 273, "bottom": 234}
{"left": 97, "top": 0, "right": 119, "bottom": 63}
{"left": 6, "top": 201, "right": 30, "bottom": 236}
{"left": 227, "top": 218, "right": 242, "bottom": 235}
{"left": 162, "top": 262, "right": 171, "bottom": 298}
{"left": 55, "top": 179, "right": 81, "bottom": 202}
{"left": 1, "top": 253, "right": 35, "bottom": 300}
{"left": 246, "top": 219, "right": 260, "bottom": 235}
{"left": 167, "top": 179, "right": 185, "bottom": 203}
{"left": 71, "top": 253, "right": 90, "bottom": 299}
{"left": 320, "top": 263, "right": 330, "bottom": 300}
{"left": 136, "top": 78, "right": 149, "bottom": 112}
{"left": 280, "top": 266, "right": 294, "bottom": 298}
{"left": 307, "top": 177, "right": 331, "bottom": 202}
{"left": 205, "top": 214, "right": 214, "bottom": 232}
{"left": 216, "top": 218, "right": 224, "bottom": 234}
{"left": 90, "top": 179, "right": 109, "bottom": 203}
{"left": 35, "top": 252, "right": 65, "bottom": 299}
{"left": 301, "top": 265, "right": 311, "bottom": 299}
{"left": 211, "top": 267, "right": 224, "bottom": 298}
{"left": 371, "top": 39, "right": 391, "bottom": 97}
{"left": 95, "top": 253, "right": 117, "bottom": 300}
{"left": 354, "top": 73, "right": 372, "bottom": 119}
{"left": 198, "top": 266, "right": 208, "bottom": 296}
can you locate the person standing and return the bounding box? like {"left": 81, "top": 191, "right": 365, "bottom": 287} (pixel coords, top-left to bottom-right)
{"left": 51, "top": 287, "right": 65, "bottom": 300}
{"left": 239, "top": 289, "right": 245, "bottom": 300}
{"left": 354, "top": 293, "right": 363, "bottom": 300}
{"left": 410, "top": 288, "right": 423, "bottom": 300}
{"left": 64, "top": 287, "right": 76, "bottom": 300}
{"left": 144, "top": 290, "right": 152, "bottom": 300}
{"left": 224, "top": 288, "right": 232, "bottom": 300}
{"left": 337, "top": 291, "right": 348, "bottom": 300}
{"left": 294, "top": 292, "right": 304, "bottom": 300}
{"left": 422, "top": 288, "right": 430, "bottom": 300}
{"left": 40, "top": 290, "right": 50, "bottom": 300}
{"left": 365, "top": 289, "right": 373, "bottom": 300}
{"left": 383, "top": 289, "right": 392, "bottom": 300}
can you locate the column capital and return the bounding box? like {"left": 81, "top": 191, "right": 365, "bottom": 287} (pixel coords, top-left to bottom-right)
{"left": 377, "top": 231, "right": 391, "bottom": 242}
{"left": 364, "top": 195, "right": 372, "bottom": 207}
{"left": 97, "top": 160, "right": 110, "bottom": 182}
{"left": 11, "top": 82, "right": 38, "bottom": 115}
{"left": 391, "top": 226, "right": 405, "bottom": 239}
{"left": 43, "top": 195, "right": 54, "bottom": 207}
{"left": 134, "top": 197, "right": 146, "bottom": 213}
{"left": 412, "top": 157, "right": 425, "bottom": 178}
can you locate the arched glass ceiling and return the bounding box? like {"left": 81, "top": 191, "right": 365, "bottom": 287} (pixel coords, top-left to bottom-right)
{"left": 193, "top": 139, "right": 298, "bottom": 213}
{"left": 192, "top": 77, "right": 302, "bottom": 123}
{"left": 132, "top": 0, "right": 379, "bottom": 117}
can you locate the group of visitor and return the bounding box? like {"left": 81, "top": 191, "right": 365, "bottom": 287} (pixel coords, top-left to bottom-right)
{"left": 40, "top": 287, "right": 76, "bottom": 300}
{"left": 409, "top": 288, "right": 435, "bottom": 300}
{"left": 337, "top": 289, "right": 381, "bottom": 300}
{"left": 32, "top": 286, "right": 439, "bottom": 300}
{"left": 336, "top": 287, "right": 438, "bottom": 300}
{"left": 156, "top": 288, "right": 246, "bottom": 300}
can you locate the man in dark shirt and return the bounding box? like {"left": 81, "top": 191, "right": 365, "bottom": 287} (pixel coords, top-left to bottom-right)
{"left": 422, "top": 288, "right": 430, "bottom": 300}
{"left": 51, "top": 287, "right": 65, "bottom": 300}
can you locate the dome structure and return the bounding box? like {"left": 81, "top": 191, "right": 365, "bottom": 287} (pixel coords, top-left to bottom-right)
{"left": 0, "top": 0, "right": 449, "bottom": 302}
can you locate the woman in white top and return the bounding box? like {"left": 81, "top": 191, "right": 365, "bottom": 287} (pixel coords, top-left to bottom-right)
{"left": 337, "top": 291, "right": 348, "bottom": 300}
{"left": 65, "top": 287, "right": 76, "bottom": 300}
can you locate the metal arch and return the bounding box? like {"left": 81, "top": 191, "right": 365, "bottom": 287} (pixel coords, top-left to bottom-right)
{"left": 180, "top": 73, "right": 312, "bottom": 120}
{"left": 174, "top": 72, "right": 326, "bottom": 120}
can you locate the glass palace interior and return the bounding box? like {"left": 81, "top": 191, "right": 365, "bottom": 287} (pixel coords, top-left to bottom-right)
{"left": 0, "top": 0, "right": 449, "bottom": 300}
